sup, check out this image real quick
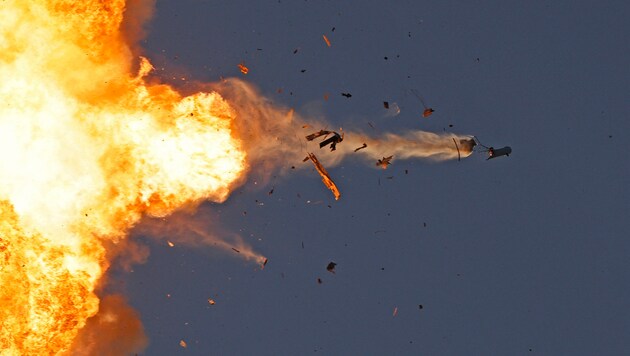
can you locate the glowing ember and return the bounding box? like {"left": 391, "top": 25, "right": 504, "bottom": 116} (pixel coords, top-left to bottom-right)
{"left": 238, "top": 63, "right": 249, "bottom": 74}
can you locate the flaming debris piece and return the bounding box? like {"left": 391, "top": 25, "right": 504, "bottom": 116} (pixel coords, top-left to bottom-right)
{"left": 179, "top": 340, "right": 187, "bottom": 348}
{"left": 238, "top": 62, "right": 249, "bottom": 74}
{"left": 327, "top": 262, "right": 337, "bottom": 273}
{"left": 376, "top": 156, "right": 394, "bottom": 169}
{"left": 354, "top": 143, "right": 368, "bottom": 152}
{"left": 307, "top": 153, "right": 341, "bottom": 200}
{"left": 322, "top": 34, "right": 332, "bottom": 47}
{"left": 423, "top": 108, "right": 435, "bottom": 118}
{"left": 208, "top": 299, "right": 216, "bottom": 305}
{"left": 410, "top": 89, "right": 434, "bottom": 118}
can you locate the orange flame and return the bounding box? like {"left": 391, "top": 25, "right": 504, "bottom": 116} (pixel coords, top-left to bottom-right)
{"left": 0, "top": 1, "right": 249, "bottom": 354}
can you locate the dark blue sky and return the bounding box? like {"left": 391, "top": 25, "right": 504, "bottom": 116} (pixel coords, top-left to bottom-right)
{"left": 122, "top": 1, "right": 629, "bottom": 354}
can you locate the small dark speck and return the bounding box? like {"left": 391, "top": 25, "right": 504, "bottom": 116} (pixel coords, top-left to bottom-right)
{"left": 381, "top": 267, "right": 385, "bottom": 270}
{"left": 423, "top": 222, "right": 427, "bottom": 227}
{"left": 418, "top": 304, "right": 423, "bottom": 309}
{"left": 384, "top": 56, "right": 388, "bottom": 60}
{"left": 609, "top": 135, "right": 613, "bottom": 138}
{"left": 300, "top": 69, "right": 306, "bottom": 73}
{"left": 331, "top": 27, "right": 335, "bottom": 32}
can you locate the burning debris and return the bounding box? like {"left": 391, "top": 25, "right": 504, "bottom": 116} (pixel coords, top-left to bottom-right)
{"left": 306, "top": 153, "right": 341, "bottom": 200}
{"left": 238, "top": 62, "right": 249, "bottom": 74}
{"left": 326, "top": 262, "right": 337, "bottom": 273}
{"left": 410, "top": 89, "right": 434, "bottom": 118}
{"left": 322, "top": 34, "right": 332, "bottom": 47}
{"left": 376, "top": 156, "right": 394, "bottom": 169}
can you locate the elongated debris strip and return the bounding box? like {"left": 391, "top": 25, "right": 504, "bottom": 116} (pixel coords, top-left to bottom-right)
{"left": 307, "top": 153, "right": 341, "bottom": 200}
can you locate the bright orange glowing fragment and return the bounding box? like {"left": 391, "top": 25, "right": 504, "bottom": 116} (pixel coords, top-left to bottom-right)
{"left": 307, "top": 153, "right": 341, "bottom": 200}
{"left": 238, "top": 63, "right": 249, "bottom": 74}
{"left": 322, "top": 35, "right": 331, "bottom": 47}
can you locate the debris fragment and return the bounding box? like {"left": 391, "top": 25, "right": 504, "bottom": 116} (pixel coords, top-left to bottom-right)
{"left": 393, "top": 307, "right": 398, "bottom": 317}
{"left": 268, "top": 186, "right": 274, "bottom": 195}
{"left": 208, "top": 299, "right": 216, "bottom": 305}
{"left": 238, "top": 62, "right": 249, "bottom": 74}
{"left": 231, "top": 247, "right": 241, "bottom": 253}
{"left": 418, "top": 304, "right": 423, "bottom": 309}
{"left": 319, "top": 131, "right": 343, "bottom": 151}
{"left": 410, "top": 89, "right": 434, "bottom": 118}
{"left": 179, "top": 340, "right": 187, "bottom": 348}
{"left": 354, "top": 143, "right": 367, "bottom": 152}
{"left": 376, "top": 155, "right": 393, "bottom": 169}
{"left": 341, "top": 92, "right": 352, "bottom": 98}
{"left": 306, "top": 129, "right": 343, "bottom": 151}
{"left": 422, "top": 108, "right": 435, "bottom": 118}
{"left": 322, "top": 34, "right": 331, "bottom": 47}
{"left": 307, "top": 153, "right": 341, "bottom": 200}
{"left": 383, "top": 101, "right": 389, "bottom": 109}
{"left": 167, "top": 241, "right": 174, "bottom": 247}
{"left": 323, "top": 93, "right": 329, "bottom": 101}
{"left": 300, "top": 69, "right": 306, "bottom": 73}
{"left": 305, "top": 129, "right": 331, "bottom": 141}
{"left": 317, "top": 278, "right": 323, "bottom": 284}
{"left": 261, "top": 258, "right": 268, "bottom": 268}
{"left": 326, "top": 262, "right": 337, "bottom": 273}
{"left": 293, "top": 48, "right": 299, "bottom": 54}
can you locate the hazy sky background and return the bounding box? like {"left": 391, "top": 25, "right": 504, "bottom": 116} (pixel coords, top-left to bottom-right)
{"left": 120, "top": 1, "right": 629, "bottom": 354}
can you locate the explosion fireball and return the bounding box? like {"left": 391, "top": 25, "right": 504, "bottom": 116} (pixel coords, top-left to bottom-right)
{"left": 0, "top": 1, "right": 473, "bottom": 354}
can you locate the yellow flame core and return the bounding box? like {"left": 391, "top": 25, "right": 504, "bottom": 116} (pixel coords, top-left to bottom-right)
{"left": 0, "top": 1, "right": 246, "bottom": 354}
